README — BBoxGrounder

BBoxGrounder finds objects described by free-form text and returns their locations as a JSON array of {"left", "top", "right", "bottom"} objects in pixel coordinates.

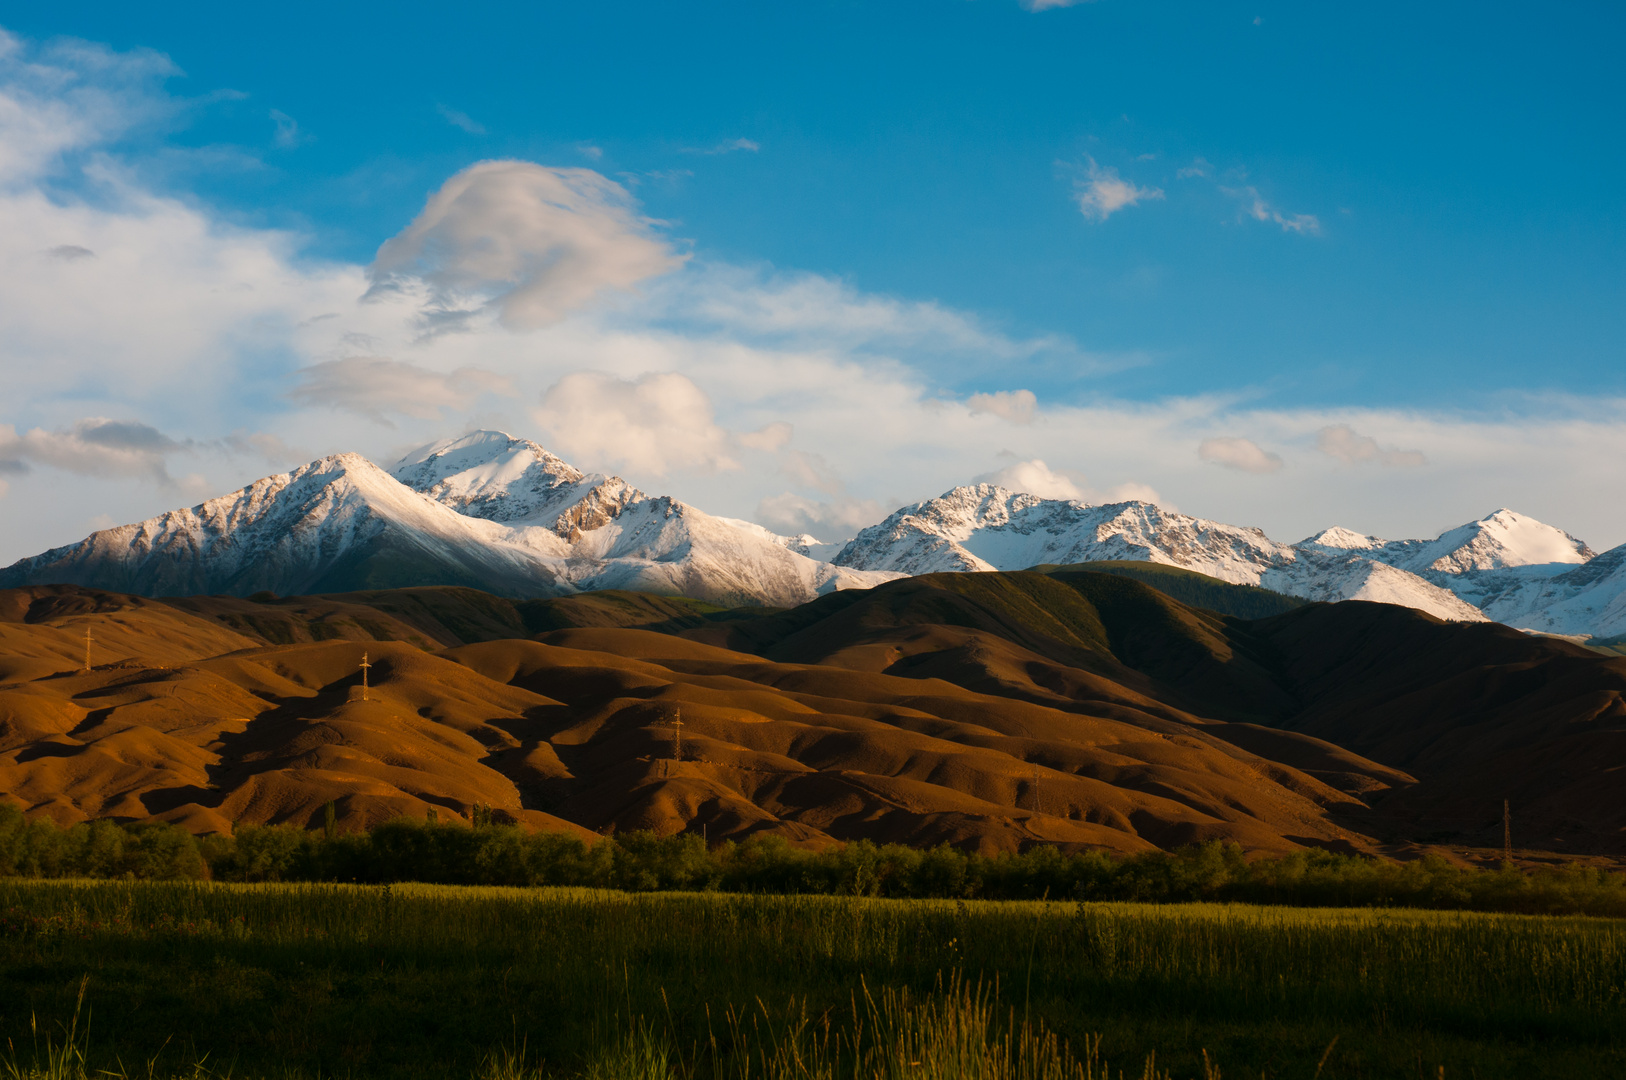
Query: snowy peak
[
  {"left": 836, "top": 485, "right": 1298, "bottom": 584},
  {"left": 834, "top": 484, "right": 1516, "bottom": 625},
  {"left": 393, "top": 430, "right": 593, "bottom": 526},
  {"left": 1416, "top": 509, "right": 1593, "bottom": 574},
  {"left": 1299, "top": 526, "right": 1383, "bottom": 552},
  {"left": 0, "top": 451, "right": 551, "bottom": 599}
]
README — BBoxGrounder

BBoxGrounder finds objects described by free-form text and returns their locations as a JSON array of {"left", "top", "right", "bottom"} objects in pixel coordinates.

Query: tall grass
[{"left": 1, "top": 881, "right": 1622, "bottom": 1077}]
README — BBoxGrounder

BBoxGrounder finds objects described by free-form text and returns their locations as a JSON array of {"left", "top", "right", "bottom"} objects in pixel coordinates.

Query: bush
[{"left": 2, "top": 799, "right": 1624, "bottom": 917}]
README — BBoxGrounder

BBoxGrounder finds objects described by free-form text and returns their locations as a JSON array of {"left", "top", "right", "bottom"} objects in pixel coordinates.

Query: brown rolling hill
[{"left": 1, "top": 572, "right": 1622, "bottom": 858}]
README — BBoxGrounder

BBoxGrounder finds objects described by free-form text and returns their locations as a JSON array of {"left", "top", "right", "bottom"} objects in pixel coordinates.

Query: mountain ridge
[{"left": 4, "top": 429, "right": 1624, "bottom": 637}]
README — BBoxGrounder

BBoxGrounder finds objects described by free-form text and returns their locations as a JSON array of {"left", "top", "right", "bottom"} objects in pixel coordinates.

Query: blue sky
[{"left": 0, "top": 1, "right": 1623, "bottom": 561}]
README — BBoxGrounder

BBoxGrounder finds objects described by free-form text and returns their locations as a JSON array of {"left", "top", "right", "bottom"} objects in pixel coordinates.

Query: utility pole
[
  {"left": 359, "top": 652, "right": 371, "bottom": 701},
  {"left": 1031, "top": 766, "right": 1042, "bottom": 816},
  {"left": 1503, "top": 799, "right": 1513, "bottom": 863},
  {"left": 671, "top": 708, "right": 683, "bottom": 762},
  {"left": 82, "top": 627, "right": 93, "bottom": 673}
]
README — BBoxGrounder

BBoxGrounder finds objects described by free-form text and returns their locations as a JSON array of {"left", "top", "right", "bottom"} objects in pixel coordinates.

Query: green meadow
[{"left": 2, "top": 880, "right": 1622, "bottom": 1080}]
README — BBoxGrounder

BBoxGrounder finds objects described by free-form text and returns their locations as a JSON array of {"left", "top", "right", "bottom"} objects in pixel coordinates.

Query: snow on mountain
[
  {"left": 832, "top": 485, "right": 1298, "bottom": 580},
  {"left": 391, "top": 432, "right": 897, "bottom": 605},
  {"left": 1299, "top": 509, "right": 1593, "bottom": 576},
  {"left": 1294, "top": 509, "right": 1607, "bottom": 630},
  {"left": 0, "top": 433, "right": 897, "bottom": 607},
  {"left": 834, "top": 484, "right": 1488, "bottom": 623},
  {"left": 1260, "top": 551, "right": 1487, "bottom": 622},
  {"left": 1468, "top": 544, "right": 1626, "bottom": 639},
  {"left": 5, "top": 432, "right": 1618, "bottom": 634},
  {"left": 0, "top": 454, "right": 560, "bottom": 598},
  {"left": 393, "top": 430, "right": 587, "bottom": 524}
]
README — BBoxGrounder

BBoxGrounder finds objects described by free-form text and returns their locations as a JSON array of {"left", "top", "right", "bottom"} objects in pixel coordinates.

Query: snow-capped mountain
[
  {"left": 829, "top": 486, "right": 1626, "bottom": 629},
  {"left": 0, "top": 433, "right": 897, "bottom": 607},
  {"left": 0, "top": 453, "right": 558, "bottom": 598},
  {"left": 5, "top": 433, "right": 1622, "bottom": 637},
  {"left": 1299, "top": 510, "right": 1594, "bottom": 575},
  {"left": 391, "top": 431, "right": 893, "bottom": 602}
]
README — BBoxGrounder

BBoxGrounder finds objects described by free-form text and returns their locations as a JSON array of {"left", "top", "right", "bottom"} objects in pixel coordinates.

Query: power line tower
[
  {"left": 359, "top": 652, "right": 372, "bottom": 702},
  {"left": 1503, "top": 799, "right": 1513, "bottom": 863},
  {"left": 671, "top": 707, "right": 684, "bottom": 762},
  {"left": 82, "top": 627, "right": 93, "bottom": 673}
]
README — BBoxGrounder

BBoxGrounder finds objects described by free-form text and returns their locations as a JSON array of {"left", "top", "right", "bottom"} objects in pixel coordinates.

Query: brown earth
[{"left": 1, "top": 573, "right": 1623, "bottom": 858}]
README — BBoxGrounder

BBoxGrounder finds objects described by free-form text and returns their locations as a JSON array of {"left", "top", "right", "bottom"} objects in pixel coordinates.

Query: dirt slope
[{"left": 3, "top": 575, "right": 1624, "bottom": 856}]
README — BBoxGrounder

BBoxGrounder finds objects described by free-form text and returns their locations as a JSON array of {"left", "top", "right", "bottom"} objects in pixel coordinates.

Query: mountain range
[
  {"left": 4, "top": 572, "right": 1623, "bottom": 857},
  {"left": 4, "top": 430, "right": 1624, "bottom": 640}
]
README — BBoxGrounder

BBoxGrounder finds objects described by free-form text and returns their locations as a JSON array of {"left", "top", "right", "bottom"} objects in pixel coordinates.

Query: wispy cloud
[
  {"left": 682, "top": 137, "right": 760, "bottom": 155},
  {"left": 269, "top": 109, "right": 309, "bottom": 148},
  {"left": 1073, "top": 159, "right": 1164, "bottom": 222},
  {"left": 287, "top": 358, "right": 513, "bottom": 425},
  {"left": 1316, "top": 424, "right": 1426, "bottom": 467},
  {"left": 1223, "top": 185, "right": 1320, "bottom": 234},
  {"left": 436, "top": 104, "right": 486, "bottom": 135},
  {"left": 1019, "top": 0, "right": 1100, "bottom": 9}
]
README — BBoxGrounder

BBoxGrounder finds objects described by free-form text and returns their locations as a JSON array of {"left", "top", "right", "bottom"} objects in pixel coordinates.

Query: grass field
[{"left": 1, "top": 881, "right": 1622, "bottom": 1079}]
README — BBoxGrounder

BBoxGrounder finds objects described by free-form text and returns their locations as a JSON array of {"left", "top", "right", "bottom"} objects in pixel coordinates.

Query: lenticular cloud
[{"left": 368, "top": 160, "right": 686, "bottom": 330}]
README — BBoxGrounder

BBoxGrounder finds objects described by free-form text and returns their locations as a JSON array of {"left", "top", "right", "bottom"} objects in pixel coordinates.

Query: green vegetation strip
[
  {"left": 5, "top": 806, "right": 1626, "bottom": 917},
  {"left": 1, "top": 880, "right": 1623, "bottom": 1079}
]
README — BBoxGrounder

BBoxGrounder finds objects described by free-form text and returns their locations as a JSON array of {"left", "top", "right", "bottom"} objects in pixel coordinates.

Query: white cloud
[
  {"left": 533, "top": 371, "right": 738, "bottom": 476},
  {"left": 668, "top": 265, "right": 1090, "bottom": 372},
  {"left": 368, "top": 160, "right": 686, "bottom": 330},
  {"left": 1198, "top": 436, "right": 1284, "bottom": 474},
  {"left": 756, "top": 493, "right": 887, "bottom": 541},
  {"left": 780, "top": 449, "right": 843, "bottom": 494},
  {"left": 971, "top": 459, "right": 1166, "bottom": 508},
  {"left": 975, "top": 459, "right": 1087, "bottom": 501},
  {"left": 0, "top": 29, "right": 180, "bottom": 185},
  {"left": 288, "top": 358, "right": 514, "bottom": 424},
  {"left": 1177, "top": 157, "right": 1214, "bottom": 179},
  {"left": 0, "top": 417, "right": 184, "bottom": 483},
  {"left": 1102, "top": 481, "right": 1166, "bottom": 506},
  {"left": 1074, "top": 159, "right": 1164, "bottom": 222},
  {"left": 1223, "top": 185, "right": 1320, "bottom": 234},
  {"left": 436, "top": 104, "right": 486, "bottom": 135},
  {"left": 966, "top": 389, "right": 1037, "bottom": 424},
  {"left": 737, "top": 421, "right": 793, "bottom": 452},
  {"left": 1020, "top": 0, "right": 1099, "bottom": 9},
  {"left": 1316, "top": 424, "right": 1427, "bottom": 467}
]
